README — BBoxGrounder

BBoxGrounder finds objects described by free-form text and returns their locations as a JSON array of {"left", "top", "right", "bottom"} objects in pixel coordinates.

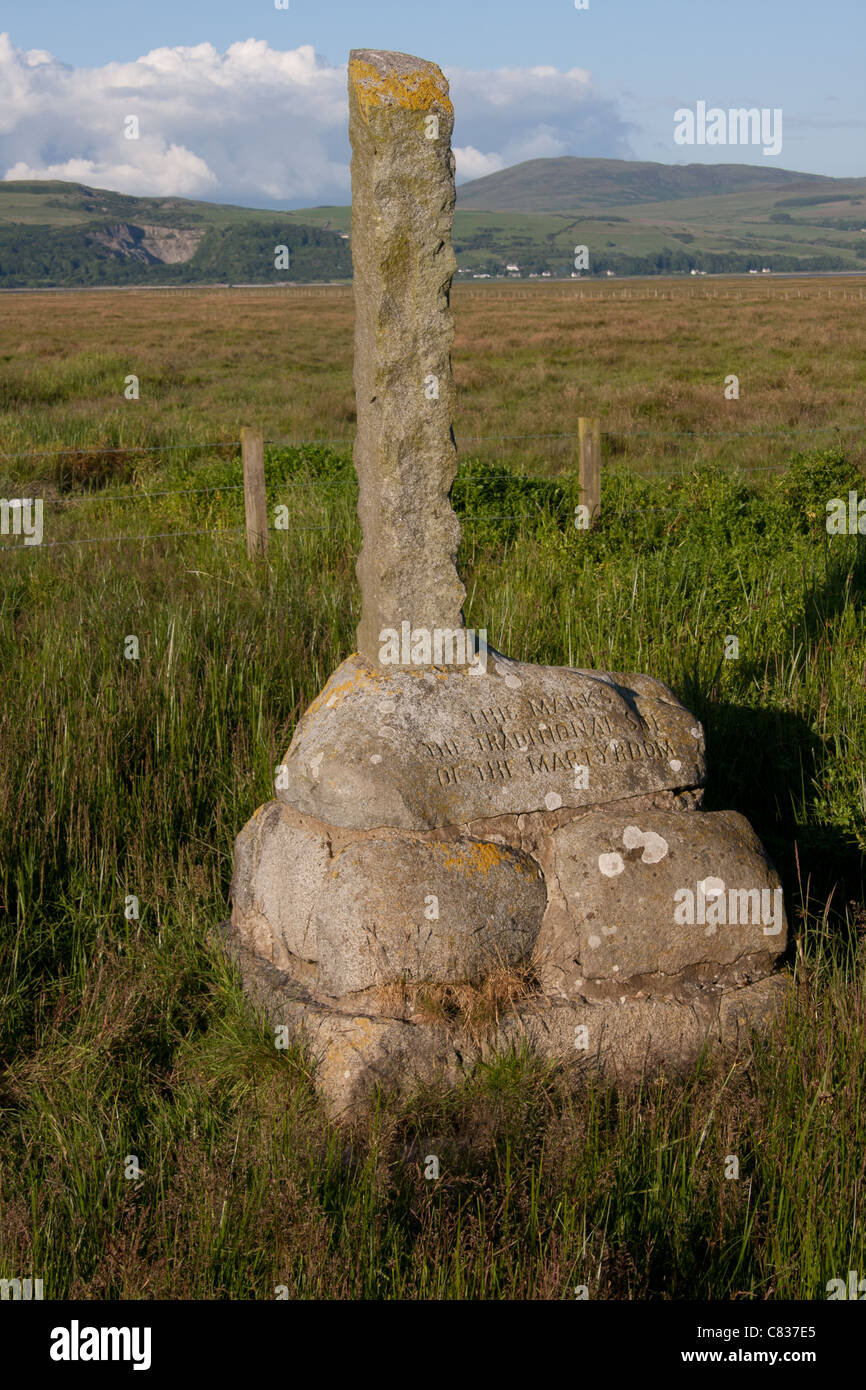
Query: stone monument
[{"left": 223, "top": 49, "right": 789, "bottom": 1115}]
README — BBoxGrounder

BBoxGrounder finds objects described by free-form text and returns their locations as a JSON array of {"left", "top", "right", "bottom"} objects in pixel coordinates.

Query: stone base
[
  {"left": 227, "top": 649, "right": 790, "bottom": 1115},
  {"left": 217, "top": 919, "right": 790, "bottom": 1117}
]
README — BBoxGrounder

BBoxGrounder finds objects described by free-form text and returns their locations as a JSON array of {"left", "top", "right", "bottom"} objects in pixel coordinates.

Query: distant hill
[
  {"left": 0, "top": 181, "right": 352, "bottom": 288},
  {"left": 446, "top": 157, "right": 866, "bottom": 278},
  {"left": 2, "top": 158, "right": 866, "bottom": 287},
  {"left": 454, "top": 157, "right": 857, "bottom": 212}
]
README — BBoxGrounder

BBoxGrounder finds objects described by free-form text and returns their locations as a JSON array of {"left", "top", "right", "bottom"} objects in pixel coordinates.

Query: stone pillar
[{"left": 348, "top": 49, "right": 466, "bottom": 669}]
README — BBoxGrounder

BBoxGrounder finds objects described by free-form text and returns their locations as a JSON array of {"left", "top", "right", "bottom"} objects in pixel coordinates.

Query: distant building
[{"left": 506, "top": 262, "right": 520, "bottom": 274}]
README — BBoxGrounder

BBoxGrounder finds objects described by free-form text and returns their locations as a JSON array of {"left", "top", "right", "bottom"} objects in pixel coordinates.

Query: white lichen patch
[
  {"left": 545, "top": 791, "right": 563, "bottom": 811},
  {"left": 308, "top": 753, "right": 324, "bottom": 780},
  {"left": 668, "top": 759, "right": 682, "bottom": 773},
  {"left": 370, "top": 754, "right": 382, "bottom": 765},
  {"left": 690, "top": 727, "right": 701, "bottom": 739},
  {"left": 587, "top": 934, "right": 601, "bottom": 949},
  {"left": 376, "top": 699, "right": 397, "bottom": 714},
  {"left": 504, "top": 673, "right": 522, "bottom": 690},
  {"left": 622, "top": 825, "right": 669, "bottom": 864},
  {"left": 639, "top": 832, "right": 669, "bottom": 864},
  {"left": 599, "top": 852, "right": 625, "bottom": 877}
]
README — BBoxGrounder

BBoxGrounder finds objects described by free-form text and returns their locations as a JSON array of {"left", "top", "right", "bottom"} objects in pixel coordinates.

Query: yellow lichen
[
  {"left": 349, "top": 57, "right": 453, "bottom": 121},
  {"left": 430, "top": 839, "right": 514, "bottom": 878},
  {"left": 299, "top": 656, "right": 390, "bottom": 724}
]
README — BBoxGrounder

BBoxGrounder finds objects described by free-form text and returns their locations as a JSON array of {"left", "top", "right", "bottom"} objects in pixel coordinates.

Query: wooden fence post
[
  {"left": 578, "top": 416, "right": 601, "bottom": 527},
  {"left": 241, "top": 427, "right": 268, "bottom": 558}
]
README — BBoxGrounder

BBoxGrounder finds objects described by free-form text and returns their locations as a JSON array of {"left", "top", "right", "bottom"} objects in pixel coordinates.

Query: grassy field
[
  {"left": 0, "top": 280, "right": 864, "bottom": 1299},
  {"left": 2, "top": 277, "right": 864, "bottom": 484}
]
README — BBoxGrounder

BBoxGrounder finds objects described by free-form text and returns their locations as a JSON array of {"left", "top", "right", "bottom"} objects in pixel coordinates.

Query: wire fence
[
  {"left": 10, "top": 281, "right": 865, "bottom": 303},
  {"left": 1, "top": 419, "right": 861, "bottom": 554}
]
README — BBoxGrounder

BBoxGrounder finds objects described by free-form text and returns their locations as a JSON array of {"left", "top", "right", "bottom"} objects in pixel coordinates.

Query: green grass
[{"left": 0, "top": 439, "right": 864, "bottom": 1298}]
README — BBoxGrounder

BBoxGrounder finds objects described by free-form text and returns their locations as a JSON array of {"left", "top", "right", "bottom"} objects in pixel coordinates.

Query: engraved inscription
[
  {"left": 418, "top": 700, "right": 684, "bottom": 793},
  {"left": 422, "top": 739, "right": 461, "bottom": 759},
  {"left": 471, "top": 759, "right": 514, "bottom": 782},
  {"left": 468, "top": 705, "right": 520, "bottom": 727}
]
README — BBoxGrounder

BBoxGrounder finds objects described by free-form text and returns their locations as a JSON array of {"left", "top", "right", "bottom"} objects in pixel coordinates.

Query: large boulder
[{"left": 275, "top": 651, "right": 706, "bottom": 830}]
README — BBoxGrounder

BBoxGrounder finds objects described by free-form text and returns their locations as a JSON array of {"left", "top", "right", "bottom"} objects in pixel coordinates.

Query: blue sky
[{"left": 2, "top": 0, "right": 864, "bottom": 206}]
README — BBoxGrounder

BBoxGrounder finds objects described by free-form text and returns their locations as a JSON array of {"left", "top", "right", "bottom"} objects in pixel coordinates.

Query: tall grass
[
  {"left": 2, "top": 279, "right": 865, "bottom": 480},
  {"left": 0, "top": 423, "right": 864, "bottom": 1296}
]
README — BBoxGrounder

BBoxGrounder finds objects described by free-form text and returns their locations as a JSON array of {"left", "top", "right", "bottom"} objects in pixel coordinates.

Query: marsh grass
[{"left": 0, "top": 285, "right": 864, "bottom": 1299}]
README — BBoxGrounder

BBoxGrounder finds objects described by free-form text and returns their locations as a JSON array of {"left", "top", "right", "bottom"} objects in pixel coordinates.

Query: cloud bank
[{"left": 0, "top": 33, "right": 633, "bottom": 205}]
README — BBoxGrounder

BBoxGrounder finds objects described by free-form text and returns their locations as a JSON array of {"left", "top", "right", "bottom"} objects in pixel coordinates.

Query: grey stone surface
[
  {"left": 349, "top": 49, "right": 465, "bottom": 667},
  {"left": 231, "top": 802, "right": 330, "bottom": 970},
  {"left": 276, "top": 650, "right": 707, "bottom": 831},
  {"left": 314, "top": 833, "right": 545, "bottom": 996},
  {"left": 535, "top": 808, "right": 787, "bottom": 996},
  {"left": 223, "top": 47, "right": 791, "bottom": 1117},
  {"left": 218, "top": 918, "right": 790, "bottom": 1117}
]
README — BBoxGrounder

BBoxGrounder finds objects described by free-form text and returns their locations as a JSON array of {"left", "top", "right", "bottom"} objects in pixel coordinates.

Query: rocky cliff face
[{"left": 84, "top": 223, "right": 205, "bottom": 264}]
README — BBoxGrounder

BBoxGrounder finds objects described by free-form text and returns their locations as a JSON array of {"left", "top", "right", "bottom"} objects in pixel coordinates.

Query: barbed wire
[
  {"left": 0, "top": 458, "right": 831, "bottom": 508},
  {"left": 5, "top": 496, "right": 855, "bottom": 555},
  {"left": 2, "top": 419, "right": 860, "bottom": 467},
  {"left": 0, "top": 526, "right": 245, "bottom": 551}
]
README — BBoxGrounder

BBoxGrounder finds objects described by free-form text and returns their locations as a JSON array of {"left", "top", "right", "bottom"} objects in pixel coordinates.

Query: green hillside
[
  {"left": 0, "top": 182, "right": 352, "bottom": 287},
  {"left": 453, "top": 156, "right": 855, "bottom": 211},
  {"left": 2, "top": 157, "right": 866, "bottom": 287}
]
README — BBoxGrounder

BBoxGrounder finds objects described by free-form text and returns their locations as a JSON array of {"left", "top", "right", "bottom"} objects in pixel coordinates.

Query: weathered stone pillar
[
  {"left": 348, "top": 49, "right": 466, "bottom": 668},
  {"left": 224, "top": 48, "right": 790, "bottom": 1119}
]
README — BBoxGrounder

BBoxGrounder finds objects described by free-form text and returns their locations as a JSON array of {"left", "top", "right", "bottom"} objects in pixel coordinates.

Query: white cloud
[
  {"left": 5, "top": 146, "right": 218, "bottom": 197},
  {"left": 448, "top": 62, "right": 631, "bottom": 172},
  {"left": 0, "top": 33, "right": 633, "bottom": 206},
  {"left": 453, "top": 146, "right": 505, "bottom": 181}
]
